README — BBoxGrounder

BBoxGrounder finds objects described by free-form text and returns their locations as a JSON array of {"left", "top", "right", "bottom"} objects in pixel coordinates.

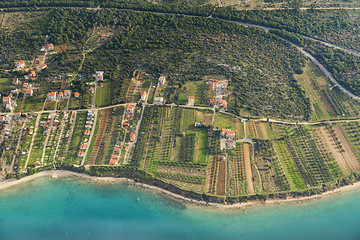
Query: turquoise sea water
[{"left": 1, "top": 177, "right": 360, "bottom": 240}]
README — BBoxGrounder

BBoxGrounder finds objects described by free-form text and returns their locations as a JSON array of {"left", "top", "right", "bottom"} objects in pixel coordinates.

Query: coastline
[{"left": 1, "top": 170, "right": 360, "bottom": 209}]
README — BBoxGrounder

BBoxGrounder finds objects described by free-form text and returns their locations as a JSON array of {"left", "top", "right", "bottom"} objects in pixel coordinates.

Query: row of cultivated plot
[
  {"left": 287, "top": 126, "right": 338, "bottom": 186},
  {"left": 142, "top": 106, "right": 163, "bottom": 172},
  {"left": 156, "top": 172, "right": 205, "bottom": 184},
  {"left": 254, "top": 140, "right": 290, "bottom": 192},
  {"left": 323, "top": 88, "right": 360, "bottom": 117},
  {"left": 274, "top": 140, "right": 306, "bottom": 189},
  {"left": 339, "top": 122, "right": 360, "bottom": 160},
  {"left": 66, "top": 111, "right": 87, "bottom": 165},
  {"left": 131, "top": 105, "right": 158, "bottom": 167},
  {"left": 207, "top": 129, "right": 221, "bottom": 155},
  {"left": 183, "top": 133, "right": 195, "bottom": 162}
]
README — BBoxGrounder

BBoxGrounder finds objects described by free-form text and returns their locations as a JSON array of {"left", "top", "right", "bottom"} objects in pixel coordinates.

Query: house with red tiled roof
[
  {"left": 12, "top": 78, "right": 19, "bottom": 85},
  {"left": 77, "top": 151, "right": 85, "bottom": 157},
  {"left": 208, "top": 99, "right": 219, "bottom": 105},
  {"left": 28, "top": 129, "right": 33, "bottom": 135},
  {"left": 113, "top": 147, "right": 121, "bottom": 152},
  {"left": 47, "top": 92, "right": 57, "bottom": 101},
  {"left": 130, "top": 132, "right": 136, "bottom": 142},
  {"left": 220, "top": 99, "right": 227, "bottom": 109},
  {"left": 41, "top": 64, "right": 47, "bottom": 70},
  {"left": 74, "top": 92, "right": 80, "bottom": 98},
  {"left": 15, "top": 61, "right": 25, "bottom": 69},
  {"left": 30, "top": 70, "right": 36, "bottom": 77},
  {"left": 23, "top": 82, "right": 29, "bottom": 88},
  {"left": 83, "top": 130, "right": 91, "bottom": 135},
  {"left": 221, "top": 129, "right": 236, "bottom": 140},
  {"left": 2, "top": 96, "right": 11, "bottom": 105},
  {"left": 141, "top": 91, "right": 147, "bottom": 102},
  {"left": 79, "top": 144, "right": 87, "bottom": 150},
  {"left": 123, "top": 122, "right": 129, "bottom": 127},
  {"left": 47, "top": 43, "right": 54, "bottom": 50},
  {"left": 64, "top": 90, "right": 71, "bottom": 99},
  {"left": 188, "top": 96, "right": 195, "bottom": 106},
  {"left": 24, "top": 89, "right": 33, "bottom": 98},
  {"left": 109, "top": 159, "right": 117, "bottom": 165},
  {"left": 58, "top": 92, "right": 64, "bottom": 100},
  {"left": 126, "top": 105, "right": 134, "bottom": 114},
  {"left": 34, "top": 161, "right": 41, "bottom": 167}
]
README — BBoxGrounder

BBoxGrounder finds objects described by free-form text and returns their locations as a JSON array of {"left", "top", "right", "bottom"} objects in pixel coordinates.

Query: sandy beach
[{"left": 1, "top": 170, "right": 360, "bottom": 209}]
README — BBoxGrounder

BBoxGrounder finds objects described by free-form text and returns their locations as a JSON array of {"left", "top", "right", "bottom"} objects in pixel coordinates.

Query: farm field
[{"left": 294, "top": 62, "right": 333, "bottom": 121}]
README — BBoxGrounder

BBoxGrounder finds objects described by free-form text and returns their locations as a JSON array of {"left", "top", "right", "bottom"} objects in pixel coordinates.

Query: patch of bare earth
[
  {"left": 88, "top": 109, "right": 110, "bottom": 165},
  {"left": 319, "top": 127, "right": 350, "bottom": 175},
  {"left": 318, "top": 91, "right": 337, "bottom": 116},
  {"left": 244, "top": 144, "right": 254, "bottom": 194},
  {"left": 216, "top": 161, "right": 226, "bottom": 195},
  {"left": 333, "top": 126, "right": 360, "bottom": 172}
]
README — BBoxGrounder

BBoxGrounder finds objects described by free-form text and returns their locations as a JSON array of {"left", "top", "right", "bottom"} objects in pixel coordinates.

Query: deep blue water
[{"left": 1, "top": 176, "right": 360, "bottom": 240}]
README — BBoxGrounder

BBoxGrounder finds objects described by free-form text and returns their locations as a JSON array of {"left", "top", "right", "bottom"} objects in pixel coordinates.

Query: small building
[
  {"left": 28, "top": 129, "right": 33, "bottom": 135},
  {"left": 126, "top": 105, "right": 134, "bottom": 115},
  {"left": 2, "top": 96, "right": 11, "bottom": 105},
  {"left": 74, "top": 92, "right": 80, "bottom": 98},
  {"left": 12, "top": 78, "right": 19, "bottom": 85},
  {"left": 24, "top": 89, "right": 33, "bottom": 98},
  {"left": 47, "top": 92, "right": 57, "bottom": 101},
  {"left": 195, "top": 122, "right": 201, "bottom": 127},
  {"left": 220, "top": 99, "right": 227, "bottom": 109},
  {"left": 79, "top": 144, "right": 87, "bottom": 150},
  {"left": 64, "top": 90, "right": 71, "bottom": 99},
  {"left": 47, "top": 43, "right": 54, "bottom": 50},
  {"left": 95, "top": 71, "right": 104, "bottom": 81},
  {"left": 15, "top": 61, "right": 25, "bottom": 69},
  {"left": 111, "top": 154, "right": 118, "bottom": 159},
  {"left": 41, "top": 64, "right": 47, "bottom": 70},
  {"left": 208, "top": 99, "right": 219, "bottom": 106},
  {"left": 221, "top": 129, "right": 236, "bottom": 140},
  {"left": 158, "top": 75, "right": 167, "bottom": 86},
  {"left": 23, "top": 82, "right": 29, "bottom": 88},
  {"left": 29, "top": 70, "right": 36, "bottom": 77},
  {"left": 188, "top": 96, "right": 195, "bottom": 106},
  {"left": 77, "top": 151, "right": 85, "bottom": 157},
  {"left": 141, "top": 91, "right": 147, "bottom": 102},
  {"left": 153, "top": 97, "right": 164, "bottom": 105},
  {"left": 83, "top": 130, "right": 91, "bottom": 135},
  {"left": 34, "top": 161, "right": 41, "bottom": 167},
  {"left": 109, "top": 159, "right": 117, "bottom": 165},
  {"left": 130, "top": 132, "right": 136, "bottom": 142},
  {"left": 58, "top": 92, "right": 64, "bottom": 100},
  {"left": 113, "top": 147, "right": 121, "bottom": 152},
  {"left": 123, "top": 122, "right": 129, "bottom": 127}
]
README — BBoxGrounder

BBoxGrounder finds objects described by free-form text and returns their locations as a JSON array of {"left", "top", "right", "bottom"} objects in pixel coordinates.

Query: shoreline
[{"left": 1, "top": 170, "right": 360, "bottom": 209}]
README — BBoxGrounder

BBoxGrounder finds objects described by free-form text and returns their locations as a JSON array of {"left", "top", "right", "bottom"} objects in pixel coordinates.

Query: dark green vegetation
[
  {"left": 3, "top": 3, "right": 360, "bottom": 203},
  {"left": 214, "top": 8, "right": 360, "bottom": 51}
]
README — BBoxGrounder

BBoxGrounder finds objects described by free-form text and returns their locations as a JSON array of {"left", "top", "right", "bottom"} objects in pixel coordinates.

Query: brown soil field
[
  {"left": 157, "top": 166, "right": 206, "bottom": 177},
  {"left": 236, "top": 119, "right": 242, "bottom": 139},
  {"left": 206, "top": 156, "right": 218, "bottom": 194},
  {"left": 318, "top": 91, "right": 337, "bottom": 116},
  {"left": 216, "top": 161, "right": 226, "bottom": 196},
  {"left": 244, "top": 143, "right": 254, "bottom": 194},
  {"left": 333, "top": 126, "right": 360, "bottom": 172},
  {"left": 142, "top": 121, "right": 154, "bottom": 170},
  {"left": 88, "top": 109, "right": 110, "bottom": 165},
  {"left": 317, "top": 77, "right": 328, "bottom": 90},
  {"left": 319, "top": 127, "right": 350, "bottom": 175},
  {"left": 196, "top": 111, "right": 213, "bottom": 126},
  {"left": 257, "top": 122, "right": 269, "bottom": 139}
]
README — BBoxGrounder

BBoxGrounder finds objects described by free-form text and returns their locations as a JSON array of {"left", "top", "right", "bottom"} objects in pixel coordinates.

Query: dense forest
[
  {"left": 0, "top": 8, "right": 311, "bottom": 119},
  {"left": 270, "top": 28, "right": 360, "bottom": 96}
]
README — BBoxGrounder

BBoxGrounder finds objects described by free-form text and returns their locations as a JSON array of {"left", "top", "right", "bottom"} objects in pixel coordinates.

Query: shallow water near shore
[{"left": 1, "top": 176, "right": 360, "bottom": 240}]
